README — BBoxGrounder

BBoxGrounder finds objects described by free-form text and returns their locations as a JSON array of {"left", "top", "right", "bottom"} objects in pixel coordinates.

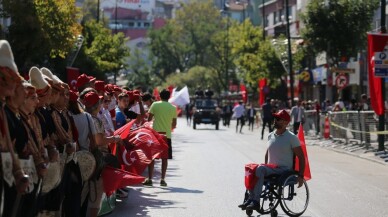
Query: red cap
[
  {"left": 69, "top": 90, "right": 79, "bottom": 102},
  {"left": 76, "top": 74, "right": 91, "bottom": 88},
  {"left": 114, "top": 85, "right": 122, "bottom": 92},
  {"left": 88, "top": 76, "right": 96, "bottom": 82},
  {"left": 105, "top": 84, "right": 114, "bottom": 94},
  {"left": 94, "top": 80, "right": 105, "bottom": 92},
  {"left": 273, "top": 110, "right": 291, "bottom": 123},
  {"left": 84, "top": 91, "right": 103, "bottom": 107}
]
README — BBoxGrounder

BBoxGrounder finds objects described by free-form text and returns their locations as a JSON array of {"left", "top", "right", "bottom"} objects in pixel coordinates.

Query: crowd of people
[
  {"left": 0, "top": 40, "right": 177, "bottom": 217},
  {"left": 216, "top": 94, "right": 372, "bottom": 136}
]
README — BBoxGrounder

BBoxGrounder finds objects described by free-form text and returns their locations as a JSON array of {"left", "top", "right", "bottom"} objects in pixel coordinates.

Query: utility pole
[
  {"left": 115, "top": 0, "right": 118, "bottom": 34},
  {"left": 378, "top": 0, "right": 386, "bottom": 151},
  {"left": 262, "top": 0, "right": 265, "bottom": 39},
  {"left": 285, "top": 0, "right": 294, "bottom": 105},
  {"left": 97, "top": 0, "right": 100, "bottom": 22}
]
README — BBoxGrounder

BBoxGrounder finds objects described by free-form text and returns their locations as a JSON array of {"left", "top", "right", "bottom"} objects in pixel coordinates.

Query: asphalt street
[{"left": 109, "top": 117, "right": 388, "bottom": 217}]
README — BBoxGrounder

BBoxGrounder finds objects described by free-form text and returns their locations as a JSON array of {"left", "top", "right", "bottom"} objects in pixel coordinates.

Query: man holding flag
[{"left": 240, "top": 110, "right": 306, "bottom": 211}]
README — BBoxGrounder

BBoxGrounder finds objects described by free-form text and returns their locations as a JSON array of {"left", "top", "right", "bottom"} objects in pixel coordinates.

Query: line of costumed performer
[{"left": 0, "top": 39, "right": 165, "bottom": 217}]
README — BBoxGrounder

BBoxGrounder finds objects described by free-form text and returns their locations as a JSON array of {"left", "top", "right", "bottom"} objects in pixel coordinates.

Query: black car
[{"left": 192, "top": 98, "right": 221, "bottom": 130}]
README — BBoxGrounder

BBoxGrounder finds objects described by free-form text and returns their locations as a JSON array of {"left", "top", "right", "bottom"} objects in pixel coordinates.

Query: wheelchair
[{"left": 241, "top": 171, "right": 309, "bottom": 217}]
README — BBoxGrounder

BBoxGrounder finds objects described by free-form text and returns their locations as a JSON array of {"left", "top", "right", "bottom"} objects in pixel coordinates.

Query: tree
[
  {"left": 229, "top": 20, "right": 286, "bottom": 87},
  {"left": 1, "top": 0, "right": 81, "bottom": 73},
  {"left": 126, "top": 48, "right": 156, "bottom": 89},
  {"left": 74, "top": 20, "right": 130, "bottom": 79},
  {"left": 148, "top": 0, "right": 225, "bottom": 83},
  {"left": 301, "top": 0, "right": 379, "bottom": 62},
  {"left": 162, "top": 66, "right": 223, "bottom": 95}
]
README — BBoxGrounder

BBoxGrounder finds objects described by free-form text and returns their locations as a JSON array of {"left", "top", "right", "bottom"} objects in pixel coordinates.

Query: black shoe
[
  {"left": 238, "top": 199, "right": 252, "bottom": 210},
  {"left": 246, "top": 200, "right": 260, "bottom": 210}
]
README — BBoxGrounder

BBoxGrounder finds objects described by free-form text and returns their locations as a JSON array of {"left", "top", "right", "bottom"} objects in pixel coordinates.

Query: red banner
[
  {"left": 258, "top": 79, "right": 267, "bottom": 106},
  {"left": 66, "top": 67, "right": 80, "bottom": 92},
  {"left": 367, "top": 33, "right": 388, "bottom": 115},
  {"left": 295, "top": 124, "right": 311, "bottom": 181},
  {"left": 240, "top": 84, "right": 247, "bottom": 103}
]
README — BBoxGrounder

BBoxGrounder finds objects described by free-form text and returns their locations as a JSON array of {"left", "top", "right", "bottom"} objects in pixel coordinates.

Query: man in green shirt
[{"left": 143, "top": 89, "right": 177, "bottom": 187}]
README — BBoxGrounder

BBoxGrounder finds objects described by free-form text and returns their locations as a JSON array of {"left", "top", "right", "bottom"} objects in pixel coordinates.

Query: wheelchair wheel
[
  {"left": 258, "top": 184, "right": 280, "bottom": 214},
  {"left": 245, "top": 209, "right": 253, "bottom": 216},
  {"left": 279, "top": 175, "right": 309, "bottom": 217}
]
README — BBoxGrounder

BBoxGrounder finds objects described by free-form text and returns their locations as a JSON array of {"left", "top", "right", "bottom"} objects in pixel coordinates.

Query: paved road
[{"left": 109, "top": 118, "right": 388, "bottom": 217}]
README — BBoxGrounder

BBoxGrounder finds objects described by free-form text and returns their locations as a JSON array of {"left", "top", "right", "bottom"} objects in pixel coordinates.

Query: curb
[{"left": 305, "top": 138, "right": 388, "bottom": 166}]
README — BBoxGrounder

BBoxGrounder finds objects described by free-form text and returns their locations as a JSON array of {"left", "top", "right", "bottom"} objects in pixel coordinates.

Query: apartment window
[
  {"left": 128, "top": 22, "right": 134, "bottom": 27},
  {"left": 144, "top": 22, "right": 150, "bottom": 28},
  {"left": 274, "top": 11, "right": 278, "bottom": 24}
]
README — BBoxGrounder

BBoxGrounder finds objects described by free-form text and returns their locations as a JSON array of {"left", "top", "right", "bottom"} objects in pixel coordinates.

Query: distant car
[{"left": 192, "top": 98, "right": 221, "bottom": 130}]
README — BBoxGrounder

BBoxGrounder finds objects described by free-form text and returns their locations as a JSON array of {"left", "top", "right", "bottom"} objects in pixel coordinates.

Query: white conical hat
[
  {"left": 52, "top": 75, "right": 63, "bottom": 84},
  {"left": 29, "top": 67, "right": 49, "bottom": 90},
  {"left": 0, "top": 40, "right": 18, "bottom": 73},
  {"left": 41, "top": 67, "right": 56, "bottom": 83}
]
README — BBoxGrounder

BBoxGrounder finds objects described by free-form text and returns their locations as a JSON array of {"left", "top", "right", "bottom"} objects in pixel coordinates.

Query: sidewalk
[{"left": 305, "top": 134, "right": 388, "bottom": 165}]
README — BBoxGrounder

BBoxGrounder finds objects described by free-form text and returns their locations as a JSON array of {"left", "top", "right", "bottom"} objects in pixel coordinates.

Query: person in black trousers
[
  {"left": 261, "top": 98, "right": 273, "bottom": 140},
  {"left": 247, "top": 103, "right": 256, "bottom": 131}
]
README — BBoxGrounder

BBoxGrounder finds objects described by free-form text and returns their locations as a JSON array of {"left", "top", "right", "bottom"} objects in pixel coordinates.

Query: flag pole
[{"left": 378, "top": 0, "right": 386, "bottom": 152}]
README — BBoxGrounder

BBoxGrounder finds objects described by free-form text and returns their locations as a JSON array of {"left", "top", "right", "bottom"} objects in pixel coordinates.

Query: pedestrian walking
[
  {"left": 143, "top": 89, "right": 177, "bottom": 187},
  {"left": 246, "top": 103, "right": 256, "bottom": 131},
  {"left": 290, "top": 98, "right": 305, "bottom": 135},
  {"left": 233, "top": 101, "right": 245, "bottom": 133},
  {"left": 261, "top": 98, "right": 273, "bottom": 140}
]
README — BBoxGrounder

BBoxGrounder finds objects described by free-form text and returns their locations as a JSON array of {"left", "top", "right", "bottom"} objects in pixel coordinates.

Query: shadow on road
[{"left": 112, "top": 186, "right": 203, "bottom": 217}]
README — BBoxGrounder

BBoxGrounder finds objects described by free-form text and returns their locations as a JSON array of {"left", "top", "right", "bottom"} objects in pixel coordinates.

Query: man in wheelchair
[{"left": 239, "top": 110, "right": 305, "bottom": 211}]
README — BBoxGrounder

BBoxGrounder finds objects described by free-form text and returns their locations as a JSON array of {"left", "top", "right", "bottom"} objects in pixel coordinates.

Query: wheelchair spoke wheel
[
  {"left": 259, "top": 188, "right": 280, "bottom": 214},
  {"left": 279, "top": 175, "right": 309, "bottom": 217}
]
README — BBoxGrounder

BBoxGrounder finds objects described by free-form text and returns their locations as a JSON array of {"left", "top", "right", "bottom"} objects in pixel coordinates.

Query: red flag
[
  {"left": 126, "top": 127, "right": 168, "bottom": 159},
  {"left": 117, "top": 145, "right": 151, "bottom": 174},
  {"left": 153, "top": 88, "right": 161, "bottom": 101},
  {"left": 240, "top": 84, "right": 247, "bottom": 103},
  {"left": 295, "top": 124, "right": 311, "bottom": 181},
  {"left": 66, "top": 67, "right": 80, "bottom": 92},
  {"left": 367, "top": 33, "right": 388, "bottom": 115},
  {"left": 101, "top": 166, "right": 145, "bottom": 196},
  {"left": 244, "top": 163, "right": 277, "bottom": 190},
  {"left": 258, "top": 79, "right": 267, "bottom": 106},
  {"left": 167, "top": 85, "right": 174, "bottom": 99},
  {"left": 114, "top": 120, "right": 136, "bottom": 139}
]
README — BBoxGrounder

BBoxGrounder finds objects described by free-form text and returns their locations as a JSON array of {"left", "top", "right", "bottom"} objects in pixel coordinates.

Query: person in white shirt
[
  {"left": 290, "top": 99, "right": 305, "bottom": 134},
  {"left": 233, "top": 101, "right": 246, "bottom": 133}
]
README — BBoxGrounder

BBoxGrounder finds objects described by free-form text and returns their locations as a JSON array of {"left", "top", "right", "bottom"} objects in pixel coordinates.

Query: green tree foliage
[
  {"left": 148, "top": 0, "right": 224, "bottom": 82},
  {"left": 301, "top": 0, "right": 379, "bottom": 61},
  {"left": 162, "top": 66, "right": 222, "bottom": 94},
  {"left": 229, "top": 20, "right": 285, "bottom": 87},
  {"left": 126, "top": 48, "right": 156, "bottom": 89},
  {"left": 1, "top": 0, "right": 81, "bottom": 72},
  {"left": 74, "top": 20, "right": 130, "bottom": 79}
]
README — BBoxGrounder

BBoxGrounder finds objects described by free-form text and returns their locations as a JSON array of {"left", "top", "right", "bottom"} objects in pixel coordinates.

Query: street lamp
[
  {"left": 285, "top": 0, "right": 295, "bottom": 105},
  {"left": 220, "top": 1, "right": 230, "bottom": 94}
]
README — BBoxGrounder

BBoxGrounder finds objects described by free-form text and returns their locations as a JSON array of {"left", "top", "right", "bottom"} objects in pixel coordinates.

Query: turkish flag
[
  {"left": 117, "top": 145, "right": 151, "bottom": 174},
  {"left": 101, "top": 166, "right": 145, "bottom": 196},
  {"left": 240, "top": 84, "right": 247, "bottom": 103},
  {"left": 66, "top": 67, "right": 80, "bottom": 92},
  {"left": 295, "top": 124, "right": 311, "bottom": 181},
  {"left": 114, "top": 120, "right": 136, "bottom": 139},
  {"left": 126, "top": 127, "right": 168, "bottom": 159},
  {"left": 244, "top": 163, "right": 277, "bottom": 190},
  {"left": 367, "top": 33, "right": 388, "bottom": 115}
]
